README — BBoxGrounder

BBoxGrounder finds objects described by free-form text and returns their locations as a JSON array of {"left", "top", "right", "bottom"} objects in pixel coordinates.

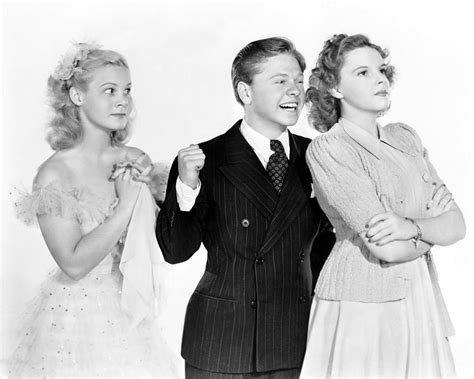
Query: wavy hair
[
  {"left": 306, "top": 34, "right": 395, "bottom": 132},
  {"left": 46, "top": 43, "right": 131, "bottom": 150}
]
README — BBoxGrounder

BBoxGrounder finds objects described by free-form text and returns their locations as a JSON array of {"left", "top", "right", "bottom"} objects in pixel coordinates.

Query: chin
[{"left": 282, "top": 114, "right": 300, "bottom": 126}]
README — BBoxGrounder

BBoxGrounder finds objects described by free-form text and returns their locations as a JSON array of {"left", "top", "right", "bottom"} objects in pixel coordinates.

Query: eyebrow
[
  {"left": 352, "top": 63, "right": 387, "bottom": 73},
  {"left": 352, "top": 66, "right": 368, "bottom": 73},
  {"left": 269, "top": 73, "right": 303, "bottom": 79},
  {"left": 99, "top": 82, "right": 132, "bottom": 87}
]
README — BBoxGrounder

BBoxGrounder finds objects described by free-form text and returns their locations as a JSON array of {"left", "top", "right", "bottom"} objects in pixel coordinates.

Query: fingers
[
  {"left": 366, "top": 212, "right": 391, "bottom": 228},
  {"left": 110, "top": 161, "right": 154, "bottom": 183},
  {"left": 109, "top": 166, "right": 127, "bottom": 180},
  {"left": 427, "top": 184, "right": 448, "bottom": 209},
  {"left": 132, "top": 174, "right": 151, "bottom": 184},
  {"left": 367, "top": 226, "right": 392, "bottom": 243},
  {"left": 432, "top": 183, "right": 446, "bottom": 201},
  {"left": 178, "top": 144, "right": 205, "bottom": 188},
  {"left": 178, "top": 145, "right": 205, "bottom": 169},
  {"left": 443, "top": 198, "right": 455, "bottom": 211},
  {"left": 140, "top": 163, "right": 154, "bottom": 176},
  {"left": 437, "top": 191, "right": 453, "bottom": 210},
  {"left": 365, "top": 220, "right": 387, "bottom": 238},
  {"left": 373, "top": 234, "right": 396, "bottom": 246}
]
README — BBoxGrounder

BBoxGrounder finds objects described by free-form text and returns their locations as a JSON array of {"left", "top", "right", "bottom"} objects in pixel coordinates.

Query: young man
[{"left": 156, "top": 37, "right": 335, "bottom": 378}]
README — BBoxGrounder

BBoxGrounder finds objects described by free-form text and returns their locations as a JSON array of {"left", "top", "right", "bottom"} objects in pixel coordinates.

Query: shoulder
[
  {"left": 383, "top": 122, "right": 424, "bottom": 154},
  {"left": 307, "top": 127, "right": 360, "bottom": 163},
  {"left": 34, "top": 152, "right": 72, "bottom": 189},
  {"left": 290, "top": 132, "right": 312, "bottom": 150},
  {"left": 197, "top": 131, "right": 227, "bottom": 152}
]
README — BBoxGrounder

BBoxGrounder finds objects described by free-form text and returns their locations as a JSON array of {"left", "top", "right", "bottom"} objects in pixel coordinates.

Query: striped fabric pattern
[{"left": 156, "top": 120, "right": 334, "bottom": 374}]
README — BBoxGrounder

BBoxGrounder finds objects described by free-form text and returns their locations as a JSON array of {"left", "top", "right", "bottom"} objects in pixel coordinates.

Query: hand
[
  {"left": 177, "top": 144, "right": 205, "bottom": 189},
  {"left": 427, "top": 183, "right": 454, "bottom": 217},
  {"left": 365, "top": 195, "right": 416, "bottom": 246},
  {"left": 114, "top": 169, "right": 142, "bottom": 211},
  {"left": 109, "top": 161, "right": 152, "bottom": 183}
]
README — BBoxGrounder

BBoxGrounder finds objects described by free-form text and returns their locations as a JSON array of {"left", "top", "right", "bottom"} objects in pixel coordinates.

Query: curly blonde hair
[
  {"left": 46, "top": 43, "right": 131, "bottom": 150},
  {"left": 307, "top": 34, "right": 396, "bottom": 132}
]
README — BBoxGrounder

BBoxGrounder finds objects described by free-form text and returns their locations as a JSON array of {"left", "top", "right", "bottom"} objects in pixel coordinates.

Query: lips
[{"left": 375, "top": 90, "right": 389, "bottom": 96}]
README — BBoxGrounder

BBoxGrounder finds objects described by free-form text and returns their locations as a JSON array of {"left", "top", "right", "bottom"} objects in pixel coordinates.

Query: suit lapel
[
  {"left": 218, "top": 122, "right": 279, "bottom": 220},
  {"left": 257, "top": 132, "right": 310, "bottom": 256}
]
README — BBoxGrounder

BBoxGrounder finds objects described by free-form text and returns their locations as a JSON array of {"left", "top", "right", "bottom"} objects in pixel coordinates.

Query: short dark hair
[
  {"left": 306, "top": 34, "right": 396, "bottom": 132},
  {"left": 231, "top": 37, "right": 306, "bottom": 105}
]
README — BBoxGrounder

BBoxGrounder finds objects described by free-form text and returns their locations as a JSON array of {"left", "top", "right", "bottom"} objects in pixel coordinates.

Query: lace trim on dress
[{"left": 14, "top": 181, "right": 117, "bottom": 226}]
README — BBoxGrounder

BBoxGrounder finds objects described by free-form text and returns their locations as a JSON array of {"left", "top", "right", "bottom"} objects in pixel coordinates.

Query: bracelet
[{"left": 405, "top": 217, "right": 422, "bottom": 248}]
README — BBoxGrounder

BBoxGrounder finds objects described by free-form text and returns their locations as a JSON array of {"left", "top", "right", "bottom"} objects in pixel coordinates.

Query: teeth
[{"left": 280, "top": 103, "right": 297, "bottom": 109}]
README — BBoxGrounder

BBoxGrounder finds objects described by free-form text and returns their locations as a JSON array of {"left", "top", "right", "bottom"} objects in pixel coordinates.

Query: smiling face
[
  {"left": 77, "top": 65, "right": 132, "bottom": 132},
  {"left": 335, "top": 47, "right": 391, "bottom": 118},
  {"left": 242, "top": 53, "right": 305, "bottom": 135}
]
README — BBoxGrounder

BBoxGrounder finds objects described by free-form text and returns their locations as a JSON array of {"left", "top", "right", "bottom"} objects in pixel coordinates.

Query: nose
[
  {"left": 287, "top": 80, "right": 302, "bottom": 96},
  {"left": 376, "top": 72, "right": 388, "bottom": 85},
  {"left": 116, "top": 94, "right": 130, "bottom": 108}
]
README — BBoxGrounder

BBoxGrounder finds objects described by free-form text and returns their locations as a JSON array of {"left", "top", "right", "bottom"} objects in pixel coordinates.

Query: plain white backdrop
[{"left": 1, "top": 0, "right": 473, "bottom": 377}]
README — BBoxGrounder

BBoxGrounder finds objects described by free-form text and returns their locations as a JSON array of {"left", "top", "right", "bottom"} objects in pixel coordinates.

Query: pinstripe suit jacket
[{"left": 156, "top": 120, "right": 334, "bottom": 374}]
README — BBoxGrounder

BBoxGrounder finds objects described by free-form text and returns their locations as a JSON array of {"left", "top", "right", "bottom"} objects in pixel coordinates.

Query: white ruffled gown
[{"left": 7, "top": 180, "right": 179, "bottom": 378}]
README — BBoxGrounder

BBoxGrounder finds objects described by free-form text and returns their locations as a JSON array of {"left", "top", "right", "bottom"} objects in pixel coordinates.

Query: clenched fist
[{"left": 178, "top": 144, "right": 205, "bottom": 189}]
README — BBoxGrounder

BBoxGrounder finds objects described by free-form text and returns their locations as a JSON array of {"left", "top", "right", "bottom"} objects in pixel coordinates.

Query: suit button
[
  {"left": 241, "top": 218, "right": 250, "bottom": 228},
  {"left": 299, "top": 295, "right": 307, "bottom": 303},
  {"left": 250, "top": 300, "right": 256, "bottom": 308},
  {"left": 255, "top": 257, "right": 264, "bottom": 265},
  {"left": 299, "top": 253, "right": 305, "bottom": 263},
  {"left": 422, "top": 173, "right": 430, "bottom": 182}
]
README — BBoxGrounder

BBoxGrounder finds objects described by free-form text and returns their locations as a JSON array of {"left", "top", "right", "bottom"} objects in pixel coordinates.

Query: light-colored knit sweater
[{"left": 307, "top": 119, "right": 444, "bottom": 302}]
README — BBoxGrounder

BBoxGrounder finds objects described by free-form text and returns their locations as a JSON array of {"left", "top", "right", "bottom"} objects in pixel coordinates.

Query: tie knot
[{"left": 270, "top": 139, "right": 285, "bottom": 155}]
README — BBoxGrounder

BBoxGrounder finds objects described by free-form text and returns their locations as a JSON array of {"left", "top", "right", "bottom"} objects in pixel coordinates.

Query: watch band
[{"left": 405, "top": 217, "right": 422, "bottom": 248}]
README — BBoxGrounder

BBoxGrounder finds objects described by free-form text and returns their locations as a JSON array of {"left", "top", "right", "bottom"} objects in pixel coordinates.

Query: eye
[
  {"left": 357, "top": 70, "right": 368, "bottom": 77},
  {"left": 276, "top": 80, "right": 286, "bottom": 84},
  {"left": 380, "top": 67, "right": 387, "bottom": 75},
  {"left": 124, "top": 88, "right": 131, "bottom": 95},
  {"left": 104, "top": 88, "right": 115, "bottom": 95}
]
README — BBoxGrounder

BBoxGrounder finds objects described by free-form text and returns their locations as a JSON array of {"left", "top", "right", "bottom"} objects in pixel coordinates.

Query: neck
[
  {"left": 76, "top": 119, "right": 113, "bottom": 157},
  {"left": 341, "top": 109, "right": 379, "bottom": 138},
  {"left": 244, "top": 114, "right": 287, "bottom": 139}
]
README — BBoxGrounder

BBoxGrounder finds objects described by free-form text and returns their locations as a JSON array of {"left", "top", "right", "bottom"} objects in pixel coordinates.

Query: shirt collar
[
  {"left": 339, "top": 118, "right": 409, "bottom": 159},
  {"left": 240, "top": 118, "right": 290, "bottom": 160}
]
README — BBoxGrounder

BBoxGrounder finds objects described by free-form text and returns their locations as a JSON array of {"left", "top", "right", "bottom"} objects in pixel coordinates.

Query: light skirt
[
  {"left": 6, "top": 258, "right": 179, "bottom": 378},
  {"left": 301, "top": 257, "right": 455, "bottom": 378}
]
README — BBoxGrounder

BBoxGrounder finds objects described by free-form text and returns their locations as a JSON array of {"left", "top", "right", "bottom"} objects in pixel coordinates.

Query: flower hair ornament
[{"left": 53, "top": 41, "right": 102, "bottom": 81}]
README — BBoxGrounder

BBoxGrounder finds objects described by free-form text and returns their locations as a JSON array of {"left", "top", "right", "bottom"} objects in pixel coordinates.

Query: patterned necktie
[{"left": 266, "top": 139, "right": 288, "bottom": 193}]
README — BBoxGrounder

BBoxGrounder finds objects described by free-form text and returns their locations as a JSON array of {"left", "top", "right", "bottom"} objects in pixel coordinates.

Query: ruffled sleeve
[
  {"left": 306, "top": 134, "right": 385, "bottom": 233},
  {"left": 14, "top": 182, "right": 79, "bottom": 226}
]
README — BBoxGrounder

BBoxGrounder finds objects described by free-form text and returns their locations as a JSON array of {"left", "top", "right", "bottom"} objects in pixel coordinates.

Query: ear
[
  {"left": 329, "top": 88, "right": 344, "bottom": 99},
  {"left": 69, "top": 86, "right": 84, "bottom": 106},
  {"left": 237, "top": 82, "right": 252, "bottom": 105}
]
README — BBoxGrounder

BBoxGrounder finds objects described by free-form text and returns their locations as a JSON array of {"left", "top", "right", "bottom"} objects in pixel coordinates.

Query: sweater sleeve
[{"left": 306, "top": 134, "right": 385, "bottom": 234}]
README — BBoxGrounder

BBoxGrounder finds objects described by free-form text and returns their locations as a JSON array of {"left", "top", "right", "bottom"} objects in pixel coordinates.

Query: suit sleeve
[
  {"left": 309, "top": 197, "right": 335, "bottom": 291},
  {"left": 156, "top": 157, "right": 209, "bottom": 263}
]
